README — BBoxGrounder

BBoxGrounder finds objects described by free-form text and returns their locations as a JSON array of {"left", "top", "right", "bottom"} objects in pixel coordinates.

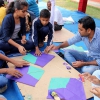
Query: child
[
  {"left": 0, "top": 0, "right": 34, "bottom": 55},
  {"left": 32, "top": 9, "right": 53, "bottom": 56},
  {"left": 82, "top": 71, "right": 100, "bottom": 100},
  {"left": 0, "top": 50, "right": 29, "bottom": 94},
  {"left": 0, "top": 0, "right": 6, "bottom": 26}
]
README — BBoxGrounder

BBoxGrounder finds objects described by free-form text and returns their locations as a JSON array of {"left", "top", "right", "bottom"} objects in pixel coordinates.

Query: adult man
[
  {"left": 52, "top": 16, "right": 100, "bottom": 74},
  {"left": 47, "top": 0, "right": 64, "bottom": 31}
]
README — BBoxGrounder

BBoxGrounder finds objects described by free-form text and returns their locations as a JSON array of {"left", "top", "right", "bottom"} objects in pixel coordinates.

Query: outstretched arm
[
  {"left": 82, "top": 73, "right": 100, "bottom": 85},
  {"left": 0, "top": 53, "right": 29, "bottom": 67},
  {"left": 0, "top": 68, "right": 22, "bottom": 78},
  {"left": 72, "top": 60, "right": 98, "bottom": 68},
  {"left": 52, "top": 41, "right": 69, "bottom": 50}
]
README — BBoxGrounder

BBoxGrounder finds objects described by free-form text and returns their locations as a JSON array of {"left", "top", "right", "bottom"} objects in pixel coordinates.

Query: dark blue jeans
[
  {"left": 0, "top": 50, "right": 8, "bottom": 88},
  {"left": 38, "top": 26, "right": 50, "bottom": 43},
  {"left": 64, "top": 49, "right": 99, "bottom": 74},
  {"left": 0, "top": 50, "right": 5, "bottom": 68},
  {"left": 0, "top": 38, "right": 34, "bottom": 53}
]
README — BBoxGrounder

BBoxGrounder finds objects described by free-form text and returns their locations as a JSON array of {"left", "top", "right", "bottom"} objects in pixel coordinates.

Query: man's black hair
[
  {"left": 40, "top": 9, "right": 50, "bottom": 18},
  {"left": 6, "top": 0, "right": 28, "bottom": 14},
  {"left": 78, "top": 16, "right": 95, "bottom": 31}
]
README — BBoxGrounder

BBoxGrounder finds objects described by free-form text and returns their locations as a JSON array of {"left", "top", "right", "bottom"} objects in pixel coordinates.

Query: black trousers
[
  {"left": 54, "top": 24, "right": 63, "bottom": 31},
  {"left": 0, "top": 38, "right": 34, "bottom": 53}
]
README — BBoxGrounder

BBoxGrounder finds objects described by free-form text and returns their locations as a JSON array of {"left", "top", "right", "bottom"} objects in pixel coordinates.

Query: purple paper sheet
[
  {"left": 53, "top": 50, "right": 59, "bottom": 53},
  {"left": 48, "top": 88, "right": 83, "bottom": 100},
  {"left": 47, "top": 78, "right": 86, "bottom": 100},
  {"left": 31, "top": 52, "right": 55, "bottom": 67},
  {"left": 6, "top": 66, "right": 38, "bottom": 86}
]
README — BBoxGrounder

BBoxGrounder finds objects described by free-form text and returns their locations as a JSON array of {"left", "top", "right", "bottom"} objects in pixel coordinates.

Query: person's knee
[
  {"left": 64, "top": 49, "right": 71, "bottom": 54},
  {"left": 41, "top": 26, "right": 49, "bottom": 34},
  {"left": 64, "top": 49, "right": 73, "bottom": 57},
  {"left": 0, "top": 76, "right": 8, "bottom": 87},
  {"left": 26, "top": 40, "right": 34, "bottom": 50},
  {"left": 81, "top": 66, "right": 98, "bottom": 74},
  {"left": 92, "top": 70, "right": 100, "bottom": 79}
]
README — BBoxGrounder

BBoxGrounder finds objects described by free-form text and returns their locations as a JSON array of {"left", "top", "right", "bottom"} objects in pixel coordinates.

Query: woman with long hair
[{"left": 0, "top": 0, "right": 34, "bottom": 55}]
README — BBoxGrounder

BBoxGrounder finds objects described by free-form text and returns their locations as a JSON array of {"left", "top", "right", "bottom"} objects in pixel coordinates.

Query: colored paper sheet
[
  {"left": 65, "top": 78, "right": 86, "bottom": 100},
  {"left": 28, "top": 66, "right": 44, "bottom": 73},
  {"left": 47, "top": 78, "right": 86, "bottom": 100},
  {"left": 53, "top": 50, "right": 59, "bottom": 53},
  {"left": 48, "top": 88, "right": 83, "bottom": 100},
  {"left": 23, "top": 52, "right": 55, "bottom": 67},
  {"left": 6, "top": 66, "right": 44, "bottom": 86},
  {"left": 49, "top": 78, "right": 70, "bottom": 90},
  {"left": 29, "top": 71, "right": 44, "bottom": 80},
  {"left": 7, "top": 73, "right": 38, "bottom": 86},
  {"left": 27, "top": 66, "right": 44, "bottom": 80},
  {"left": 23, "top": 53, "right": 37, "bottom": 64},
  {"left": 30, "top": 52, "right": 55, "bottom": 67}
]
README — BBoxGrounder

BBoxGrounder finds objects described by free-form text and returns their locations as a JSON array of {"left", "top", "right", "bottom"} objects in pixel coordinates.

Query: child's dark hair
[
  {"left": 40, "top": 9, "right": 50, "bottom": 18},
  {"left": 0, "top": 0, "right": 4, "bottom": 7},
  {"left": 78, "top": 16, "right": 95, "bottom": 31},
  {"left": 6, "top": 0, "right": 28, "bottom": 14}
]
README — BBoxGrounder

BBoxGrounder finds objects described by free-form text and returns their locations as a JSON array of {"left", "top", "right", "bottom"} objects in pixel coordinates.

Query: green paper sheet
[
  {"left": 28, "top": 66, "right": 44, "bottom": 73},
  {"left": 23, "top": 53, "right": 37, "bottom": 64},
  {"left": 29, "top": 71, "right": 44, "bottom": 80},
  {"left": 63, "top": 45, "right": 85, "bottom": 52},
  {"left": 27, "top": 66, "right": 44, "bottom": 80},
  {"left": 49, "top": 78, "right": 70, "bottom": 90}
]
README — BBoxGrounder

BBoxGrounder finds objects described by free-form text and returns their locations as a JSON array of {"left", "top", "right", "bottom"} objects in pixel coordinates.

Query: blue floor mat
[
  {"left": 1, "top": 80, "right": 24, "bottom": 100},
  {"left": 38, "top": 1, "right": 100, "bottom": 27},
  {"left": 63, "top": 23, "right": 78, "bottom": 34}
]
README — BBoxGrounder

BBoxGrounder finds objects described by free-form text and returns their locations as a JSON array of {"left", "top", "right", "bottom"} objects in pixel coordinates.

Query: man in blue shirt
[
  {"left": 51, "top": 16, "right": 100, "bottom": 74},
  {"left": 32, "top": 9, "right": 53, "bottom": 56}
]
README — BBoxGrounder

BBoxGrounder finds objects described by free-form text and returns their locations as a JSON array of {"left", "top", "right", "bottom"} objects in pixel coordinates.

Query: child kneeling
[{"left": 32, "top": 9, "right": 53, "bottom": 56}]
